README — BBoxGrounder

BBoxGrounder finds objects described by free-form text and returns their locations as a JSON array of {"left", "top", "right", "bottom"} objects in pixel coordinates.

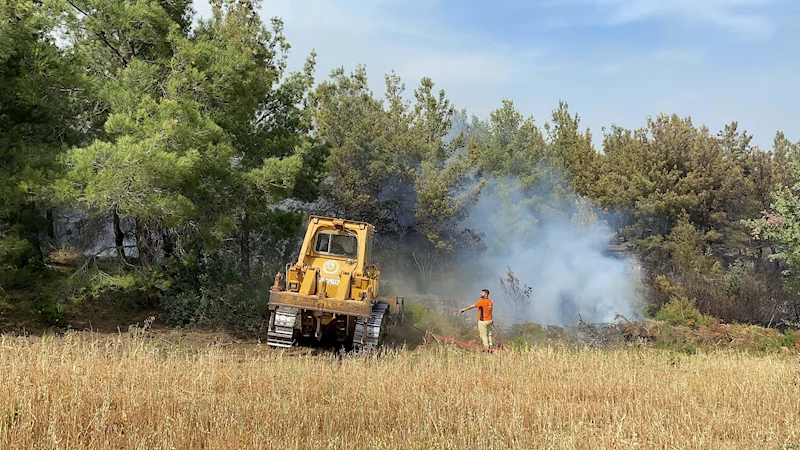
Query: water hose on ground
[{"left": 406, "top": 321, "right": 506, "bottom": 352}]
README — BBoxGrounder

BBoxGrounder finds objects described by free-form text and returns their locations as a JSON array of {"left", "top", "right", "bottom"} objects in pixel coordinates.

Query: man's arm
[{"left": 460, "top": 304, "right": 477, "bottom": 314}]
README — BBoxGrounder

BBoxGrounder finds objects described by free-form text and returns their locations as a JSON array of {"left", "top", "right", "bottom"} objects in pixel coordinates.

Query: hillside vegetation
[{"left": 2, "top": 0, "right": 800, "bottom": 334}]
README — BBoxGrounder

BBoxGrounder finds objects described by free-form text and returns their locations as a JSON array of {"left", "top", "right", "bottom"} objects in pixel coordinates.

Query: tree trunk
[
  {"left": 240, "top": 211, "right": 250, "bottom": 282},
  {"left": 135, "top": 218, "right": 153, "bottom": 270},
  {"left": 162, "top": 228, "right": 174, "bottom": 259},
  {"left": 113, "top": 207, "right": 125, "bottom": 259},
  {"left": 46, "top": 209, "right": 55, "bottom": 239},
  {"left": 18, "top": 203, "right": 44, "bottom": 269},
  {"left": 22, "top": 230, "right": 44, "bottom": 269}
]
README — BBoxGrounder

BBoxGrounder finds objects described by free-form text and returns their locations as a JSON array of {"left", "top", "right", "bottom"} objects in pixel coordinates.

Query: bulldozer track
[
  {"left": 267, "top": 306, "right": 298, "bottom": 348},
  {"left": 353, "top": 300, "right": 389, "bottom": 351},
  {"left": 268, "top": 302, "right": 392, "bottom": 352}
]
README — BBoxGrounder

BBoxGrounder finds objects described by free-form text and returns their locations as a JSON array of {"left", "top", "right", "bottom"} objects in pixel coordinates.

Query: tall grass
[{"left": 1, "top": 332, "right": 798, "bottom": 449}]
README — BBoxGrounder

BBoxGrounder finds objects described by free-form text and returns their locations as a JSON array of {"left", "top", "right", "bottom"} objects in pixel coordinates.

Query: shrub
[
  {"left": 160, "top": 285, "right": 269, "bottom": 337},
  {"left": 400, "top": 296, "right": 474, "bottom": 342},
  {"left": 31, "top": 296, "right": 64, "bottom": 326},
  {"left": 654, "top": 296, "right": 716, "bottom": 328},
  {"left": 781, "top": 328, "right": 799, "bottom": 348},
  {"left": 509, "top": 322, "right": 547, "bottom": 345},
  {"left": 404, "top": 303, "right": 430, "bottom": 325}
]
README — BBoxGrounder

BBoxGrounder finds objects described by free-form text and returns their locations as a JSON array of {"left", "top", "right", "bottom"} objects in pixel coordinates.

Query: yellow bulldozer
[{"left": 267, "top": 215, "right": 404, "bottom": 351}]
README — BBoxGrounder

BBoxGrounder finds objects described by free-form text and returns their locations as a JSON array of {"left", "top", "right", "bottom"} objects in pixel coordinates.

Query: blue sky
[{"left": 193, "top": 0, "right": 800, "bottom": 149}]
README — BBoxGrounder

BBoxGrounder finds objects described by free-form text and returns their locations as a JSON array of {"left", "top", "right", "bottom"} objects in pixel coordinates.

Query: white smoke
[{"left": 457, "top": 174, "right": 646, "bottom": 328}]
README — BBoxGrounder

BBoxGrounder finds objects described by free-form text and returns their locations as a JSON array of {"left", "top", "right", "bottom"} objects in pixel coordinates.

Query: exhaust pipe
[{"left": 315, "top": 312, "right": 322, "bottom": 341}]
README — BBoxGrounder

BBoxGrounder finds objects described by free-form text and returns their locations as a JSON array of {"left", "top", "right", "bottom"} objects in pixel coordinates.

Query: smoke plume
[{"left": 456, "top": 173, "right": 646, "bottom": 328}]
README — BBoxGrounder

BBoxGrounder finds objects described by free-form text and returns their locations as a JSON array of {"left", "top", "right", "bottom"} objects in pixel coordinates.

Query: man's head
[{"left": 481, "top": 289, "right": 489, "bottom": 298}]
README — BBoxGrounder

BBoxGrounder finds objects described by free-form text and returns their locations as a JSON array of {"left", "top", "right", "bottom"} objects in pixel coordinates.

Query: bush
[
  {"left": 160, "top": 285, "right": 270, "bottom": 336},
  {"left": 782, "top": 328, "right": 799, "bottom": 348},
  {"left": 650, "top": 324, "right": 702, "bottom": 354},
  {"left": 404, "top": 303, "right": 430, "bottom": 325},
  {"left": 646, "top": 259, "right": 799, "bottom": 328},
  {"left": 31, "top": 296, "right": 64, "bottom": 326},
  {"left": 157, "top": 250, "right": 272, "bottom": 335},
  {"left": 0, "top": 267, "right": 39, "bottom": 290},
  {"left": 400, "top": 296, "right": 475, "bottom": 342},
  {"left": 509, "top": 322, "right": 547, "bottom": 346},
  {"left": 654, "top": 296, "right": 716, "bottom": 328},
  {"left": 508, "top": 336, "right": 533, "bottom": 351}
]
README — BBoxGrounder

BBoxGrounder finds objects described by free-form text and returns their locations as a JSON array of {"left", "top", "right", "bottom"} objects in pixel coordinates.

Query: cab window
[{"left": 314, "top": 232, "right": 357, "bottom": 258}]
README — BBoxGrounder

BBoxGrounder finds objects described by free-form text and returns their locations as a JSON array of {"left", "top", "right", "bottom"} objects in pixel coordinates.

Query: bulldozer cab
[{"left": 284, "top": 216, "right": 379, "bottom": 300}]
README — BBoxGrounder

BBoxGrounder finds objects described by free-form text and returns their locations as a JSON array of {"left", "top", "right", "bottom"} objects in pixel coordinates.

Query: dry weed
[{"left": 0, "top": 332, "right": 798, "bottom": 449}]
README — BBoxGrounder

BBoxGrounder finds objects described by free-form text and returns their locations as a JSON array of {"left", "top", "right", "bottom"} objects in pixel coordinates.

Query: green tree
[
  {"left": 471, "top": 99, "right": 546, "bottom": 185},
  {"left": 56, "top": 0, "right": 196, "bottom": 259},
  {"left": 57, "top": 0, "right": 222, "bottom": 268},
  {"left": 190, "top": 3, "right": 317, "bottom": 281},
  {"left": 596, "top": 115, "right": 738, "bottom": 256},
  {"left": 407, "top": 77, "right": 484, "bottom": 282},
  {"left": 0, "top": 0, "right": 84, "bottom": 275},
  {"left": 474, "top": 99, "right": 524, "bottom": 177},
  {"left": 55, "top": 0, "right": 309, "bottom": 301},
  {"left": 595, "top": 116, "right": 798, "bottom": 324},
  {"left": 748, "top": 151, "right": 800, "bottom": 297},
  {"left": 464, "top": 100, "right": 595, "bottom": 250},
  {"left": 542, "top": 101, "right": 598, "bottom": 199},
  {"left": 310, "top": 65, "right": 398, "bottom": 226}
]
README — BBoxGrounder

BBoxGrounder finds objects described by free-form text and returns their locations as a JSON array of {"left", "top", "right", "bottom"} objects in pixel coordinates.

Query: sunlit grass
[{"left": 0, "top": 332, "right": 798, "bottom": 449}]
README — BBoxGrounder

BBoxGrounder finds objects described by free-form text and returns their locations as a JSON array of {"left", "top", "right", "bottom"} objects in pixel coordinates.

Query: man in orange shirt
[{"left": 460, "top": 289, "right": 494, "bottom": 350}]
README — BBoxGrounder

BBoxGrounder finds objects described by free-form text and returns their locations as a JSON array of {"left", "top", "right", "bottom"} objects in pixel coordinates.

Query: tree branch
[
  {"left": 254, "top": 110, "right": 274, "bottom": 127},
  {"left": 64, "top": 0, "right": 129, "bottom": 66},
  {"left": 64, "top": 0, "right": 87, "bottom": 16},
  {"left": 99, "top": 31, "right": 127, "bottom": 66}
]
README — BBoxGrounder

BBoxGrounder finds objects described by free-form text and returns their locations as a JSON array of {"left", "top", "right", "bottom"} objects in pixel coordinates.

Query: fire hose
[{"left": 406, "top": 321, "right": 507, "bottom": 352}]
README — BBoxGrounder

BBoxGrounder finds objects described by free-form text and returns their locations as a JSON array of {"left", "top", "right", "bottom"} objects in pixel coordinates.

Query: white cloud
[
  {"left": 524, "top": 0, "right": 783, "bottom": 41},
  {"left": 193, "top": 0, "right": 546, "bottom": 95},
  {"left": 613, "top": 0, "right": 775, "bottom": 40}
]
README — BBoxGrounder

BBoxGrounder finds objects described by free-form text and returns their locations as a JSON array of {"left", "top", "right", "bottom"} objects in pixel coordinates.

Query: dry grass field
[{"left": 0, "top": 331, "right": 799, "bottom": 450}]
